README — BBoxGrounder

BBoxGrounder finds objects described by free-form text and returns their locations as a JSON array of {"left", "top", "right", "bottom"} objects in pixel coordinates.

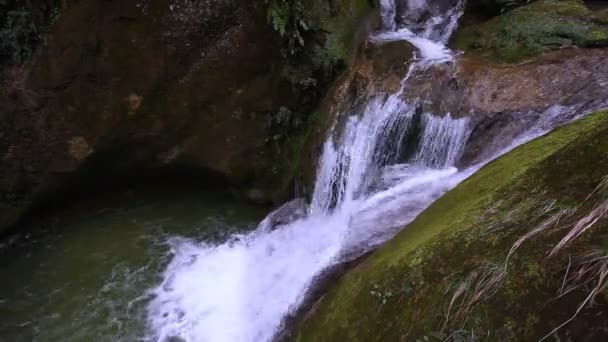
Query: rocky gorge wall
[{"left": 0, "top": 0, "right": 375, "bottom": 233}]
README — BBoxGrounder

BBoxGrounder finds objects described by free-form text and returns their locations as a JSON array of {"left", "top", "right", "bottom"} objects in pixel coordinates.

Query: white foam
[
  {"left": 147, "top": 212, "right": 350, "bottom": 342},
  {"left": 372, "top": 28, "right": 454, "bottom": 66}
]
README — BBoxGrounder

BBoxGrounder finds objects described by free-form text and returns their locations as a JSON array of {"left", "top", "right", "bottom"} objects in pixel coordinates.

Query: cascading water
[{"left": 145, "top": 1, "right": 591, "bottom": 341}]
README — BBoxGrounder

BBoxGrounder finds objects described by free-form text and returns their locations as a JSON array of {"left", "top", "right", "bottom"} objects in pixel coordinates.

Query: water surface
[{"left": 0, "top": 185, "right": 266, "bottom": 342}]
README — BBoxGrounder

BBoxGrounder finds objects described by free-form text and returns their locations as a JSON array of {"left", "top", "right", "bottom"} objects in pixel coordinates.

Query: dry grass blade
[
  {"left": 550, "top": 176, "right": 608, "bottom": 256},
  {"left": 483, "top": 200, "right": 545, "bottom": 235},
  {"left": 557, "top": 251, "right": 608, "bottom": 299},
  {"left": 550, "top": 199, "right": 608, "bottom": 256},
  {"left": 539, "top": 251, "right": 608, "bottom": 341},
  {"left": 581, "top": 175, "right": 608, "bottom": 204},
  {"left": 506, "top": 207, "right": 572, "bottom": 267},
  {"left": 443, "top": 263, "right": 506, "bottom": 332}
]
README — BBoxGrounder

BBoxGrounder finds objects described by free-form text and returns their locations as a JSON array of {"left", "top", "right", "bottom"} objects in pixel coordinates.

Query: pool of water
[{"left": 0, "top": 185, "right": 267, "bottom": 342}]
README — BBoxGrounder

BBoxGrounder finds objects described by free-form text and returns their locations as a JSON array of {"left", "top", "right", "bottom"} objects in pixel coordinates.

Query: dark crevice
[
  {"left": 585, "top": 0, "right": 608, "bottom": 10},
  {"left": 1, "top": 148, "right": 236, "bottom": 240}
]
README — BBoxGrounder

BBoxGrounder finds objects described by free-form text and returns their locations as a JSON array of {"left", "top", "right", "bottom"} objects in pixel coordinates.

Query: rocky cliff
[{"left": 0, "top": 0, "right": 374, "bottom": 232}]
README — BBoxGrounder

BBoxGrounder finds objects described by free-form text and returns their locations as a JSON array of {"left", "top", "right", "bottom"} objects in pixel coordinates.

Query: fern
[{"left": 264, "top": 0, "right": 310, "bottom": 54}]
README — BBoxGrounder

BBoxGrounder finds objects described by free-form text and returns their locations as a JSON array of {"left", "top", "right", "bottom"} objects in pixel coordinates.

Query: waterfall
[
  {"left": 380, "top": 0, "right": 397, "bottom": 31},
  {"left": 379, "top": 0, "right": 464, "bottom": 43},
  {"left": 310, "top": 95, "right": 417, "bottom": 214},
  {"left": 413, "top": 113, "right": 471, "bottom": 168},
  {"left": 144, "top": 1, "right": 587, "bottom": 341}
]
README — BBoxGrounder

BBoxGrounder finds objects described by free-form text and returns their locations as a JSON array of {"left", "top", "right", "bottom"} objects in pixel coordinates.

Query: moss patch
[
  {"left": 452, "top": 0, "right": 608, "bottom": 63},
  {"left": 294, "top": 110, "right": 608, "bottom": 341}
]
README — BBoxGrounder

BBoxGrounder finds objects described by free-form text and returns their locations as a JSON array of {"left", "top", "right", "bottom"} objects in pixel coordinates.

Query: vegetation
[
  {"left": 452, "top": 0, "right": 608, "bottom": 63},
  {"left": 264, "top": 0, "right": 310, "bottom": 54},
  {"left": 253, "top": 0, "right": 373, "bottom": 200},
  {"left": 294, "top": 110, "right": 608, "bottom": 341},
  {"left": 0, "top": 0, "right": 61, "bottom": 65},
  {"left": 465, "top": 0, "right": 535, "bottom": 19}
]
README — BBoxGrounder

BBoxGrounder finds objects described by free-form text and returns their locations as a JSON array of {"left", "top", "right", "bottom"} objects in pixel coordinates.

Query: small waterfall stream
[{"left": 146, "top": 1, "right": 592, "bottom": 341}]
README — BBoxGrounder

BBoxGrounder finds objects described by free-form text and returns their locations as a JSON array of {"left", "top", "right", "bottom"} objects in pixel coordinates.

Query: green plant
[
  {"left": 0, "top": 0, "right": 62, "bottom": 65},
  {"left": 500, "top": 0, "right": 532, "bottom": 13},
  {"left": 453, "top": 0, "right": 608, "bottom": 63},
  {"left": 0, "top": 9, "right": 39, "bottom": 64},
  {"left": 264, "top": 0, "right": 310, "bottom": 54},
  {"left": 369, "top": 284, "right": 395, "bottom": 307}
]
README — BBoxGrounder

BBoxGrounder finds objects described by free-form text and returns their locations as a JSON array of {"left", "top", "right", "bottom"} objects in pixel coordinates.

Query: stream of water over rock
[
  {"left": 144, "top": 1, "right": 594, "bottom": 341},
  {"left": 0, "top": 1, "right": 602, "bottom": 341}
]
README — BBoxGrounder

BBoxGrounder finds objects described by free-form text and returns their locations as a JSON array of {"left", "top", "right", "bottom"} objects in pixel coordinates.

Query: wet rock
[
  {"left": 453, "top": 0, "right": 608, "bottom": 63},
  {"left": 395, "top": 47, "right": 608, "bottom": 166},
  {"left": 0, "top": 0, "right": 375, "bottom": 232},
  {"left": 165, "top": 336, "right": 186, "bottom": 342},
  {"left": 125, "top": 93, "right": 143, "bottom": 115},
  {"left": 258, "top": 198, "right": 309, "bottom": 231},
  {"left": 321, "top": 39, "right": 415, "bottom": 119},
  {"left": 67, "top": 136, "right": 93, "bottom": 161},
  {"left": 246, "top": 188, "right": 269, "bottom": 204}
]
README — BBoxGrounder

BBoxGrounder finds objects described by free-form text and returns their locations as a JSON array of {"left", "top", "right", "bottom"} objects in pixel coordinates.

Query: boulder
[
  {"left": 0, "top": 0, "right": 375, "bottom": 233},
  {"left": 257, "top": 198, "right": 309, "bottom": 232},
  {"left": 452, "top": 0, "right": 608, "bottom": 63}
]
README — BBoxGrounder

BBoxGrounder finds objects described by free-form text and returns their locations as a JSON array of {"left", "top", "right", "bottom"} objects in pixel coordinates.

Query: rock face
[
  {"left": 401, "top": 47, "right": 608, "bottom": 164},
  {"left": 318, "top": 40, "right": 608, "bottom": 168},
  {"left": 299, "top": 17, "right": 608, "bottom": 186},
  {"left": 258, "top": 198, "right": 309, "bottom": 232},
  {"left": 453, "top": 0, "right": 608, "bottom": 63},
  {"left": 294, "top": 109, "right": 608, "bottom": 341},
  {"left": 0, "top": 0, "right": 374, "bottom": 232},
  {"left": 323, "top": 39, "right": 415, "bottom": 118}
]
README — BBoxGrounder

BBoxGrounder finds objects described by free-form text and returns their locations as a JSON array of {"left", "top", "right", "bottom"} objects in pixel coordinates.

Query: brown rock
[{"left": 0, "top": 0, "right": 354, "bottom": 231}]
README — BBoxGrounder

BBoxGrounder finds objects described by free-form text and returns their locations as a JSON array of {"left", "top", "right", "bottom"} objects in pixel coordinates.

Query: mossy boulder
[
  {"left": 294, "top": 109, "right": 608, "bottom": 341},
  {"left": 452, "top": 0, "right": 608, "bottom": 63},
  {"left": 461, "top": 0, "right": 532, "bottom": 24}
]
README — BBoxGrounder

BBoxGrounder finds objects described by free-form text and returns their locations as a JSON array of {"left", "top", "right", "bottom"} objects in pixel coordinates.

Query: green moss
[
  {"left": 452, "top": 0, "right": 608, "bottom": 63},
  {"left": 594, "top": 8, "right": 608, "bottom": 25},
  {"left": 252, "top": 0, "right": 373, "bottom": 201},
  {"left": 269, "top": 113, "right": 318, "bottom": 201},
  {"left": 306, "top": 0, "right": 372, "bottom": 66},
  {"left": 294, "top": 110, "right": 608, "bottom": 341},
  {"left": 584, "top": 29, "right": 608, "bottom": 46},
  {"left": 462, "top": 0, "right": 535, "bottom": 23}
]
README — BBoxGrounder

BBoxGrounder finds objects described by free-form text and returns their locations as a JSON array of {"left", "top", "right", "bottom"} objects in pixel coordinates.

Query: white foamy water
[
  {"left": 147, "top": 212, "right": 350, "bottom": 342},
  {"left": 144, "top": 1, "right": 590, "bottom": 341},
  {"left": 372, "top": 27, "right": 455, "bottom": 66}
]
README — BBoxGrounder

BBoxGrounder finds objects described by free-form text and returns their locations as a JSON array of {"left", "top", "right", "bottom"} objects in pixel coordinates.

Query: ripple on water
[{"left": 0, "top": 186, "right": 265, "bottom": 342}]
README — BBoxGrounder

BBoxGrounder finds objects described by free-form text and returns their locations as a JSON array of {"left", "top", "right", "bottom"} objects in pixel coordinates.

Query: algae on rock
[
  {"left": 294, "top": 109, "right": 608, "bottom": 341},
  {"left": 452, "top": 0, "right": 608, "bottom": 63}
]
